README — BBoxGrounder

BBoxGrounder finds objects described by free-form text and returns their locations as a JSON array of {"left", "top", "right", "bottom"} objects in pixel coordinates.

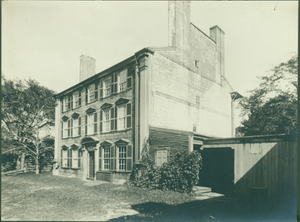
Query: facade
[{"left": 53, "top": 1, "right": 238, "bottom": 182}]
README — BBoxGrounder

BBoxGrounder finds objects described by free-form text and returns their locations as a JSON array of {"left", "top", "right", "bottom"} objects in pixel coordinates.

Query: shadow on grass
[{"left": 109, "top": 194, "right": 296, "bottom": 222}]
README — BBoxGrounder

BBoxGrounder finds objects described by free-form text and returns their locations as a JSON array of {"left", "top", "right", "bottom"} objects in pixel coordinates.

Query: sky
[{"left": 2, "top": 1, "right": 298, "bottom": 97}]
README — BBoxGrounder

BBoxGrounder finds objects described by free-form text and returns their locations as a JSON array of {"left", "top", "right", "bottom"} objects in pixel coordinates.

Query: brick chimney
[
  {"left": 210, "top": 26, "right": 225, "bottom": 77},
  {"left": 168, "top": 1, "right": 190, "bottom": 51},
  {"left": 80, "top": 55, "right": 96, "bottom": 82}
]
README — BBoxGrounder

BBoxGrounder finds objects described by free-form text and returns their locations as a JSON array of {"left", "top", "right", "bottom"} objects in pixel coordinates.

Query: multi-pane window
[
  {"left": 119, "top": 146, "right": 126, "bottom": 171},
  {"left": 103, "top": 148, "right": 110, "bottom": 170},
  {"left": 62, "top": 121, "right": 68, "bottom": 139},
  {"left": 86, "top": 114, "right": 94, "bottom": 135},
  {"left": 61, "top": 149, "right": 72, "bottom": 167},
  {"left": 118, "top": 105, "right": 126, "bottom": 130},
  {"left": 157, "top": 150, "right": 168, "bottom": 167},
  {"left": 104, "top": 77, "right": 112, "bottom": 97},
  {"left": 73, "top": 117, "right": 81, "bottom": 137},
  {"left": 119, "top": 70, "right": 127, "bottom": 92},
  {"left": 103, "top": 110, "right": 110, "bottom": 132},
  {"left": 68, "top": 95, "right": 73, "bottom": 110},
  {"left": 72, "top": 149, "right": 82, "bottom": 168},
  {"left": 74, "top": 91, "right": 82, "bottom": 108}
]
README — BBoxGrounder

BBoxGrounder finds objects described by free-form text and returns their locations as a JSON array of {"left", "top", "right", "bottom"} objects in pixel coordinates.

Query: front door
[{"left": 88, "top": 151, "right": 95, "bottom": 178}]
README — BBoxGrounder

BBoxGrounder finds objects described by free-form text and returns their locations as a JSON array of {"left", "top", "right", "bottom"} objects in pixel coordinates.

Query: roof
[{"left": 54, "top": 47, "right": 155, "bottom": 99}]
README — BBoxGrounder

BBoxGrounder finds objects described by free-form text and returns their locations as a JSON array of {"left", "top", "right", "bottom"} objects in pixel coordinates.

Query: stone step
[{"left": 193, "top": 186, "right": 212, "bottom": 193}]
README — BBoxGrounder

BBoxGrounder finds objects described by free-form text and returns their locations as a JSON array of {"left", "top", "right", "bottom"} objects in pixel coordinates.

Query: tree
[
  {"left": 238, "top": 56, "right": 297, "bottom": 136},
  {"left": 1, "top": 77, "right": 56, "bottom": 174}
]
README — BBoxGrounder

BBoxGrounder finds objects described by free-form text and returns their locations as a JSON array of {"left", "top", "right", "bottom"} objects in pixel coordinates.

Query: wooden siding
[
  {"left": 203, "top": 139, "right": 297, "bottom": 197},
  {"left": 149, "top": 127, "right": 190, "bottom": 162}
]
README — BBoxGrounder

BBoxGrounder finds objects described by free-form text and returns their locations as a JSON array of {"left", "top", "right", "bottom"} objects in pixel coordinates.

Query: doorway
[
  {"left": 88, "top": 151, "right": 95, "bottom": 179},
  {"left": 199, "top": 147, "right": 234, "bottom": 195}
]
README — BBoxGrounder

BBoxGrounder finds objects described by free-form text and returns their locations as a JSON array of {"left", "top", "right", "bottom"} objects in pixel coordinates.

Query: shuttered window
[
  {"left": 118, "top": 145, "right": 133, "bottom": 171},
  {"left": 127, "top": 66, "right": 134, "bottom": 89},
  {"left": 110, "top": 107, "right": 117, "bottom": 131},
  {"left": 111, "top": 73, "right": 118, "bottom": 94},
  {"left": 99, "top": 111, "right": 103, "bottom": 133},
  {"left": 119, "top": 69, "right": 127, "bottom": 92}
]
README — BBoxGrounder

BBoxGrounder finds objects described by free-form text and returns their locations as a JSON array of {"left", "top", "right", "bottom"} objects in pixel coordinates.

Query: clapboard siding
[
  {"left": 149, "top": 127, "right": 190, "bottom": 161},
  {"left": 203, "top": 138, "right": 297, "bottom": 197}
]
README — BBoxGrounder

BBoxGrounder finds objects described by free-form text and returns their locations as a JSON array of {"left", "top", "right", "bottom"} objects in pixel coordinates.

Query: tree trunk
[
  {"left": 35, "top": 156, "right": 39, "bottom": 174},
  {"left": 21, "top": 153, "right": 25, "bottom": 170}
]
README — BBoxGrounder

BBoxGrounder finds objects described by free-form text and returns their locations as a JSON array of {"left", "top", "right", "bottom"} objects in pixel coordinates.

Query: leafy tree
[
  {"left": 238, "top": 56, "right": 297, "bottom": 136},
  {"left": 1, "top": 77, "right": 56, "bottom": 174}
]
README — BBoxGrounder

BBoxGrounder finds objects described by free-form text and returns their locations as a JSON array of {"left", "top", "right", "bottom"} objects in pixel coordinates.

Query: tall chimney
[
  {"left": 210, "top": 26, "right": 225, "bottom": 77},
  {"left": 168, "top": 1, "right": 190, "bottom": 51},
  {"left": 80, "top": 55, "right": 96, "bottom": 82}
]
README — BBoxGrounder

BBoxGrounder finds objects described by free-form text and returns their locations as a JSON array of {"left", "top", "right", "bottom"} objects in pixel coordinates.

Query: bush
[{"left": 130, "top": 150, "right": 202, "bottom": 193}]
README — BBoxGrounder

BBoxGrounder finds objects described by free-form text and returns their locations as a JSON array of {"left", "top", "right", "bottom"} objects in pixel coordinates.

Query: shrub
[{"left": 130, "top": 150, "right": 202, "bottom": 193}]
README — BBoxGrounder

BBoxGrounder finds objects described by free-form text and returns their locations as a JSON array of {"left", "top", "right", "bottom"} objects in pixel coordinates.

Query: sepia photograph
[{"left": 2, "top": 1, "right": 298, "bottom": 221}]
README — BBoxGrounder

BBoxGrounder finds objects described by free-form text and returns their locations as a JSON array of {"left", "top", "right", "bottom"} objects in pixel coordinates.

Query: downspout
[{"left": 134, "top": 54, "right": 140, "bottom": 161}]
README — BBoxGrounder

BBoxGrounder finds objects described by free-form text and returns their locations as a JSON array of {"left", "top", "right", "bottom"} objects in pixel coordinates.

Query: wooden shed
[{"left": 200, "top": 134, "right": 297, "bottom": 197}]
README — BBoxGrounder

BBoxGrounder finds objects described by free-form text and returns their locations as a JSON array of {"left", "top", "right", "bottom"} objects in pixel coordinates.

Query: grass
[{"left": 1, "top": 172, "right": 194, "bottom": 221}]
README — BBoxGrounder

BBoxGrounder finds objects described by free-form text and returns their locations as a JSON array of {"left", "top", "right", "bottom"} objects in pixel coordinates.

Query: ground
[{"left": 1, "top": 172, "right": 296, "bottom": 221}]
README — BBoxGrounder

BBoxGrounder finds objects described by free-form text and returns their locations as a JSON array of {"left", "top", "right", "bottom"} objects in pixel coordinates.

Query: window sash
[{"left": 118, "top": 146, "right": 126, "bottom": 171}]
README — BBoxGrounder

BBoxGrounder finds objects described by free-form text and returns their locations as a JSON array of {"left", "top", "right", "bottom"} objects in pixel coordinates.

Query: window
[
  {"left": 61, "top": 120, "right": 69, "bottom": 139},
  {"left": 119, "top": 70, "right": 127, "bottom": 92},
  {"left": 127, "top": 66, "right": 134, "bottom": 89},
  {"left": 61, "top": 149, "right": 72, "bottom": 168},
  {"left": 72, "top": 149, "right": 82, "bottom": 168},
  {"left": 103, "top": 109, "right": 110, "bottom": 132},
  {"left": 95, "top": 83, "right": 98, "bottom": 100},
  {"left": 118, "top": 105, "right": 126, "bottom": 130},
  {"left": 74, "top": 91, "right": 82, "bottom": 108},
  {"left": 103, "top": 148, "right": 110, "bottom": 170},
  {"left": 111, "top": 73, "right": 118, "bottom": 94},
  {"left": 104, "top": 77, "right": 112, "bottom": 97},
  {"left": 117, "top": 103, "right": 131, "bottom": 130},
  {"left": 156, "top": 150, "right": 168, "bottom": 167},
  {"left": 85, "top": 113, "right": 96, "bottom": 135},
  {"left": 118, "top": 146, "right": 126, "bottom": 171},
  {"left": 73, "top": 117, "right": 81, "bottom": 137}
]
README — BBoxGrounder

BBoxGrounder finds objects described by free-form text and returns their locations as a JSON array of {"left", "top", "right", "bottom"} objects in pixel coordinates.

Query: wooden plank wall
[
  {"left": 234, "top": 140, "right": 297, "bottom": 197},
  {"left": 149, "top": 127, "right": 190, "bottom": 161}
]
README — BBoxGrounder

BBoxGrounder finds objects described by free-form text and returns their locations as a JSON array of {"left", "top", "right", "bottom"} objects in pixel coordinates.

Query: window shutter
[
  {"left": 110, "top": 146, "right": 116, "bottom": 171},
  {"left": 94, "top": 112, "right": 97, "bottom": 133},
  {"left": 95, "top": 83, "right": 98, "bottom": 100},
  {"left": 68, "top": 120, "right": 70, "bottom": 137},
  {"left": 99, "top": 148, "right": 102, "bottom": 170},
  {"left": 99, "top": 81, "right": 103, "bottom": 99},
  {"left": 61, "top": 149, "right": 63, "bottom": 166},
  {"left": 126, "top": 145, "right": 133, "bottom": 171},
  {"left": 79, "top": 90, "right": 81, "bottom": 106},
  {"left": 126, "top": 103, "right": 132, "bottom": 128},
  {"left": 67, "top": 149, "right": 70, "bottom": 167},
  {"left": 127, "top": 77, "right": 132, "bottom": 89},
  {"left": 61, "top": 121, "right": 63, "bottom": 138},
  {"left": 61, "top": 99, "right": 63, "bottom": 113},
  {"left": 71, "top": 119, "right": 73, "bottom": 137},
  {"left": 69, "top": 149, "right": 72, "bottom": 168},
  {"left": 115, "top": 108, "right": 118, "bottom": 130},
  {"left": 110, "top": 107, "right": 115, "bottom": 130},
  {"left": 70, "top": 95, "right": 73, "bottom": 109},
  {"left": 85, "top": 87, "right": 88, "bottom": 104},
  {"left": 78, "top": 150, "right": 81, "bottom": 168},
  {"left": 78, "top": 117, "right": 81, "bottom": 136},
  {"left": 68, "top": 96, "right": 70, "bottom": 110},
  {"left": 100, "top": 111, "right": 103, "bottom": 133},
  {"left": 85, "top": 115, "right": 87, "bottom": 135}
]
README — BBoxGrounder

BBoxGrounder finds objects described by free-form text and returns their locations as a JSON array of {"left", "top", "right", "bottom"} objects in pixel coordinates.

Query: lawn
[
  {"left": 1, "top": 172, "right": 296, "bottom": 221},
  {"left": 1, "top": 172, "right": 194, "bottom": 221}
]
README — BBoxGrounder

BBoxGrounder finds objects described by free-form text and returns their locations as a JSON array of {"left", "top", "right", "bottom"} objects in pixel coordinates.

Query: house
[{"left": 53, "top": 1, "right": 239, "bottom": 182}]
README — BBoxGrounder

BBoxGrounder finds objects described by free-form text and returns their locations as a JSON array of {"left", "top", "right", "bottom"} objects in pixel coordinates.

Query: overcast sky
[{"left": 2, "top": 1, "right": 298, "bottom": 96}]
